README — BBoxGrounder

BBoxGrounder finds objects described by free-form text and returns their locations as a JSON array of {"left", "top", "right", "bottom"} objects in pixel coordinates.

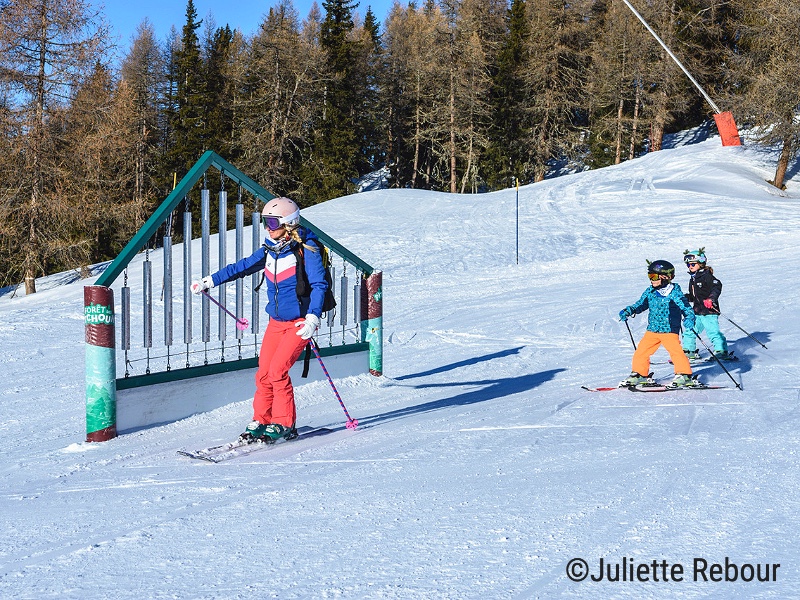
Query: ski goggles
[
  {"left": 648, "top": 272, "right": 672, "bottom": 281},
  {"left": 685, "top": 261, "right": 701, "bottom": 267},
  {"left": 261, "top": 209, "right": 300, "bottom": 231},
  {"left": 261, "top": 215, "right": 284, "bottom": 231}
]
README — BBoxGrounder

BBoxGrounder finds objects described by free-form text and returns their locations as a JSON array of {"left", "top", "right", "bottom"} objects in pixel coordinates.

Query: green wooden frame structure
[{"left": 84, "top": 151, "right": 380, "bottom": 441}]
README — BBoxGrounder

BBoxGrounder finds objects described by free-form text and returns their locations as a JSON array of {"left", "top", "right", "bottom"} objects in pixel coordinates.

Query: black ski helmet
[{"left": 647, "top": 259, "right": 675, "bottom": 279}]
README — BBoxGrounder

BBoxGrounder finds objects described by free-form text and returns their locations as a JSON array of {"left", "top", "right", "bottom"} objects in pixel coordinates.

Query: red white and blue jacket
[{"left": 211, "top": 228, "right": 327, "bottom": 322}]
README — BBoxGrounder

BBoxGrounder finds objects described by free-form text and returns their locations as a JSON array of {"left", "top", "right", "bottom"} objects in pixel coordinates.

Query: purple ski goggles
[{"left": 261, "top": 215, "right": 284, "bottom": 231}]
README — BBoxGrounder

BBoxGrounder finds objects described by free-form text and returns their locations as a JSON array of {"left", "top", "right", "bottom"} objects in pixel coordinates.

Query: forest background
[{"left": 0, "top": 0, "right": 798, "bottom": 294}]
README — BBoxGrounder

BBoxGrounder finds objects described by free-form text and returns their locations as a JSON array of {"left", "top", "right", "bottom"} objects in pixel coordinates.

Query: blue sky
[{"left": 96, "top": 0, "right": 397, "bottom": 49}]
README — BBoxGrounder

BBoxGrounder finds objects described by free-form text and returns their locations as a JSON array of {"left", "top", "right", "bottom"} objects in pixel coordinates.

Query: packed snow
[{"left": 2, "top": 131, "right": 800, "bottom": 599}]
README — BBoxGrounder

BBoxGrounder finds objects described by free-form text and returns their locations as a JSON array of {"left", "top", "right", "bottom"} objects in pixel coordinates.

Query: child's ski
[
  {"left": 704, "top": 353, "right": 739, "bottom": 363},
  {"left": 582, "top": 384, "right": 728, "bottom": 393},
  {"left": 628, "top": 383, "right": 728, "bottom": 392},
  {"left": 581, "top": 385, "right": 621, "bottom": 392}
]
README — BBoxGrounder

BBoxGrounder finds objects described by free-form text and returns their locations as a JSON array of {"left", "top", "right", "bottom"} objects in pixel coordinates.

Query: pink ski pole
[
  {"left": 309, "top": 338, "right": 358, "bottom": 429},
  {"left": 202, "top": 290, "right": 249, "bottom": 331}
]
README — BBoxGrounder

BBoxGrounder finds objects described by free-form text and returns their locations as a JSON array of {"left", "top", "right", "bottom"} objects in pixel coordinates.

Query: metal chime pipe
[
  {"left": 218, "top": 189, "right": 227, "bottom": 342},
  {"left": 201, "top": 189, "right": 211, "bottom": 343}
]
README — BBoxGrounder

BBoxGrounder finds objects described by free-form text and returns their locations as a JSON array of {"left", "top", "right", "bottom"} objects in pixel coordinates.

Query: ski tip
[{"left": 581, "top": 385, "right": 619, "bottom": 392}]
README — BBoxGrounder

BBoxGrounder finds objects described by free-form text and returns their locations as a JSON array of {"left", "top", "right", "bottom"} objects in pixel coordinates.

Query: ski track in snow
[{"left": 2, "top": 133, "right": 800, "bottom": 598}]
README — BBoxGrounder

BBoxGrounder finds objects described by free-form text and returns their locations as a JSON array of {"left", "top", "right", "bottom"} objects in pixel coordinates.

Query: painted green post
[
  {"left": 84, "top": 286, "right": 117, "bottom": 441},
  {"left": 360, "top": 271, "right": 383, "bottom": 376}
]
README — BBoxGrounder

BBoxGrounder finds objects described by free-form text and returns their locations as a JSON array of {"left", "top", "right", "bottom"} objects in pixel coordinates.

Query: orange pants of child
[
  {"left": 632, "top": 331, "right": 692, "bottom": 376},
  {"left": 253, "top": 318, "right": 308, "bottom": 427}
]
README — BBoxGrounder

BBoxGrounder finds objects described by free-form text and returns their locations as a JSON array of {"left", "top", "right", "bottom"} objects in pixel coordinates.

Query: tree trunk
[
  {"left": 449, "top": 66, "right": 457, "bottom": 193},
  {"left": 614, "top": 96, "right": 624, "bottom": 165},
  {"left": 412, "top": 75, "right": 421, "bottom": 189},
  {"left": 772, "top": 136, "right": 791, "bottom": 189},
  {"left": 629, "top": 84, "right": 641, "bottom": 161},
  {"left": 650, "top": 86, "right": 668, "bottom": 152}
]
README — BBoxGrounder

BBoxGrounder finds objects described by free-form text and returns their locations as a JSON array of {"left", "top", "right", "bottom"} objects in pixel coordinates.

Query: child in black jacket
[{"left": 681, "top": 249, "right": 732, "bottom": 360}]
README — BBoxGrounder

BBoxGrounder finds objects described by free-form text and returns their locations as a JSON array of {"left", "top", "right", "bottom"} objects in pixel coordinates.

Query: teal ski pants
[{"left": 682, "top": 314, "right": 728, "bottom": 353}]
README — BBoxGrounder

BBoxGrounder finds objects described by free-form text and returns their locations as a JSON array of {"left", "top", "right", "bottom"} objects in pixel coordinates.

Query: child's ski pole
[
  {"left": 308, "top": 338, "right": 359, "bottom": 429},
  {"left": 624, "top": 320, "right": 637, "bottom": 350},
  {"left": 201, "top": 290, "right": 249, "bottom": 331},
  {"left": 691, "top": 328, "right": 743, "bottom": 390},
  {"left": 711, "top": 308, "right": 768, "bottom": 350}
]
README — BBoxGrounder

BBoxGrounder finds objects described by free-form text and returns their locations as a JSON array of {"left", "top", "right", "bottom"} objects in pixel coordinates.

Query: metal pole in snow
[
  {"left": 621, "top": 0, "right": 721, "bottom": 114},
  {"left": 515, "top": 177, "right": 519, "bottom": 265}
]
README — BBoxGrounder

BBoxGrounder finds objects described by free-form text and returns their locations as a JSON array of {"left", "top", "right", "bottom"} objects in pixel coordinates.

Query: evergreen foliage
[{"left": 0, "top": 0, "right": 796, "bottom": 289}]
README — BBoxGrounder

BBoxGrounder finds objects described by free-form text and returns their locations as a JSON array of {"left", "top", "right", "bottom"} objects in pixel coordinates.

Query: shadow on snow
[
  {"left": 394, "top": 346, "right": 526, "bottom": 381},
  {"left": 361, "top": 368, "right": 565, "bottom": 428}
]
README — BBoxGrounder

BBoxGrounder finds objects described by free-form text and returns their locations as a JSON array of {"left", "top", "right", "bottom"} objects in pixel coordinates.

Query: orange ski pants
[
  {"left": 252, "top": 318, "right": 308, "bottom": 427},
  {"left": 632, "top": 331, "right": 692, "bottom": 376}
]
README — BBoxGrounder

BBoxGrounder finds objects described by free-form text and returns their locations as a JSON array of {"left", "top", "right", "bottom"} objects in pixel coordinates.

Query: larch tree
[
  {"left": 120, "top": 19, "right": 164, "bottom": 229},
  {"left": 524, "top": 0, "right": 592, "bottom": 182},
  {"left": 586, "top": 0, "right": 651, "bottom": 168},
  {"left": 237, "top": 0, "right": 324, "bottom": 197},
  {"left": 454, "top": 0, "right": 505, "bottom": 193},
  {"left": 727, "top": 0, "right": 800, "bottom": 189},
  {"left": 0, "top": 0, "right": 109, "bottom": 293}
]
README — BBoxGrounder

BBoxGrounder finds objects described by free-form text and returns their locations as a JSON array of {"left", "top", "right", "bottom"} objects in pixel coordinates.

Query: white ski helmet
[{"left": 261, "top": 197, "right": 300, "bottom": 230}]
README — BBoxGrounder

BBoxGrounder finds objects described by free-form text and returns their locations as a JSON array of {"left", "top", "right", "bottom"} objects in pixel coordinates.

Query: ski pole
[
  {"left": 711, "top": 308, "right": 768, "bottom": 349},
  {"left": 691, "top": 328, "right": 743, "bottom": 390},
  {"left": 624, "top": 320, "right": 637, "bottom": 350},
  {"left": 202, "top": 290, "right": 249, "bottom": 331},
  {"left": 308, "top": 338, "right": 359, "bottom": 429}
]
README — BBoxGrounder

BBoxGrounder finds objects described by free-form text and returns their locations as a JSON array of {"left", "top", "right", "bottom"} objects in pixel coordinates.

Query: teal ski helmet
[{"left": 683, "top": 248, "right": 707, "bottom": 264}]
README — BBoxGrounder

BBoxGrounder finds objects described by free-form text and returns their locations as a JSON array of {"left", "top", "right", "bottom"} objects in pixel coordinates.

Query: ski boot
[
  {"left": 667, "top": 373, "right": 704, "bottom": 389},
  {"left": 258, "top": 423, "right": 295, "bottom": 443},
  {"left": 711, "top": 350, "right": 737, "bottom": 361},
  {"left": 683, "top": 349, "right": 700, "bottom": 360},
  {"left": 239, "top": 420, "right": 268, "bottom": 442},
  {"left": 620, "top": 372, "right": 656, "bottom": 388}
]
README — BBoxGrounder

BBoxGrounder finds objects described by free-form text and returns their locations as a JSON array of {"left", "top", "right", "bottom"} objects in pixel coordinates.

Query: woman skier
[{"left": 191, "top": 197, "right": 328, "bottom": 441}]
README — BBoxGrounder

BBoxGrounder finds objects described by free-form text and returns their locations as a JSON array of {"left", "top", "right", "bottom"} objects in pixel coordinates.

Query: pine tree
[
  {"left": 204, "top": 24, "right": 235, "bottom": 159},
  {"left": 168, "top": 0, "right": 205, "bottom": 178},
  {"left": 301, "top": 0, "right": 361, "bottom": 204},
  {"left": 381, "top": 2, "right": 447, "bottom": 189},
  {"left": 484, "top": 0, "right": 528, "bottom": 189},
  {"left": 61, "top": 62, "right": 130, "bottom": 264},
  {"left": 352, "top": 7, "right": 385, "bottom": 176}
]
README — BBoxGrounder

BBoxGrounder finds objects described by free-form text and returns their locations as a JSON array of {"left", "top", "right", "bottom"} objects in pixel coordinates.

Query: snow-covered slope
[{"left": 2, "top": 136, "right": 799, "bottom": 599}]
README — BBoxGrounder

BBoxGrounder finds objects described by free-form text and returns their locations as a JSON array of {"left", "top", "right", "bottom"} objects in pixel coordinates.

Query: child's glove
[
  {"left": 295, "top": 314, "right": 320, "bottom": 339},
  {"left": 619, "top": 307, "right": 633, "bottom": 321},
  {"left": 190, "top": 276, "right": 215, "bottom": 295},
  {"left": 703, "top": 298, "right": 714, "bottom": 309}
]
